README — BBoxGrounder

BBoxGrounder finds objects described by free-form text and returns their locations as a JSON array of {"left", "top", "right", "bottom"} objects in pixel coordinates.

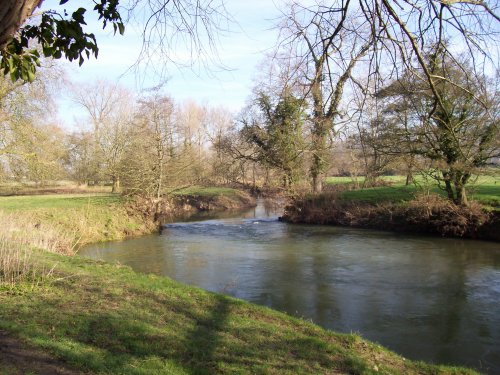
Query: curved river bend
[{"left": 80, "top": 201, "right": 500, "bottom": 373}]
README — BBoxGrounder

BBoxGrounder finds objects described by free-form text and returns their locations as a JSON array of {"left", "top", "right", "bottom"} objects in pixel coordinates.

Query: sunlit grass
[
  {"left": 0, "top": 181, "right": 112, "bottom": 196},
  {"left": 0, "top": 194, "right": 153, "bottom": 253},
  {"left": 325, "top": 173, "right": 500, "bottom": 207},
  {"left": 0, "top": 194, "right": 123, "bottom": 211}
]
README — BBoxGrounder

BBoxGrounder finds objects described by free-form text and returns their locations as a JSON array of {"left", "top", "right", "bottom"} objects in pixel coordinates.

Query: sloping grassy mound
[
  {"left": 0, "top": 194, "right": 155, "bottom": 253},
  {"left": 0, "top": 252, "right": 477, "bottom": 375}
]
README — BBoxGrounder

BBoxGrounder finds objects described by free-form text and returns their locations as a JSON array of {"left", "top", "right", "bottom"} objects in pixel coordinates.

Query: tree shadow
[
  {"left": 183, "top": 295, "right": 230, "bottom": 374},
  {"left": 1, "top": 281, "right": 370, "bottom": 374}
]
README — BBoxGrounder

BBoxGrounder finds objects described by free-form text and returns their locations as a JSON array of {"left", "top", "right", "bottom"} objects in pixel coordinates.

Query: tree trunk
[
  {"left": 311, "top": 172, "right": 322, "bottom": 193},
  {"left": 442, "top": 171, "right": 455, "bottom": 201},
  {"left": 455, "top": 185, "right": 468, "bottom": 206},
  {"left": 405, "top": 172, "right": 413, "bottom": 186},
  {"left": 405, "top": 155, "right": 415, "bottom": 186},
  {"left": 111, "top": 175, "right": 120, "bottom": 193},
  {"left": 310, "top": 124, "right": 328, "bottom": 194},
  {"left": 364, "top": 173, "right": 377, "bottom": 188},
  {"left": 0, "top": 0, "right": 42, "bottom": 51},
  {"left": 454, "top": 172, "right": 470, "bottom": 206}
]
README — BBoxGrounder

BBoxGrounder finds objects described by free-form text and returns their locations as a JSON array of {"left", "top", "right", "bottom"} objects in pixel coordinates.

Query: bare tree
[
  {"left": 72, "top": 80, "right": 134, "bottom": 192},
  {"left": 276, "top": 2, "right": 372, "bottom": 192},
  {"left": 136, "top": 86, "right": 175, "bottom": 198},
  {"left": 275, "top": 0, "right": 499, "bottom": 194}
]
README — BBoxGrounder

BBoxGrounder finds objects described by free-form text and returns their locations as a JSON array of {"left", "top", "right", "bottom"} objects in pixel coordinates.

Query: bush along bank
[{"left": 282, "top": 193, "right": 500, "bottom": 241}]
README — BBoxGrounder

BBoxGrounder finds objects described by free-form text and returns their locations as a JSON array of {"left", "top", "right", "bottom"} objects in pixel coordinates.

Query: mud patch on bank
[{"left": 0, "top": 330, "right": 85, "bottom": 375}]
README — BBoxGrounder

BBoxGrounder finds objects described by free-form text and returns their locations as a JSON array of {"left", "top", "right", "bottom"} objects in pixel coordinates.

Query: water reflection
[{"left": 80, "top": 201, "right": 500, "bottom": 373}]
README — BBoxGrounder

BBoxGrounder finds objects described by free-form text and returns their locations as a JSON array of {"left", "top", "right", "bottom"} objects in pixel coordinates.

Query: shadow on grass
[
  {"left": 0, "top": 270, "right": 372, "bottom": 374},
  {"left": 183, "top": 296, "right": 230, "bottom": 374},
  {"left": 53, "top": 295, "right": 231, "bottom": 374}
]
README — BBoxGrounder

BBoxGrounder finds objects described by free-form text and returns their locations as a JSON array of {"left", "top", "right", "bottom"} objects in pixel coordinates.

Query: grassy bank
[
  {"left": 0, "top": 251, "right": 477, "bottom": 375},
  {"left": 0, "top": 187, "right": 255, "bottom": 254},
  {"left": 324, "top": 175, "right": 500, "bottom": 208},
  {"left": 0, "top": 194, "right": 156, "bottom": 254}
]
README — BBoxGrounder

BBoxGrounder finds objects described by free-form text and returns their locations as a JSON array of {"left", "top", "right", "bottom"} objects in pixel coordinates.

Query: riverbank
[
  {"left": 0, "top": 249, "right": 478, "bottom": 374},
  {"left": 0, "top": 188, "right": 256, "bottom": 255},
  {"left": 282, "top": 176, "right": 500, "bottom": 241}
]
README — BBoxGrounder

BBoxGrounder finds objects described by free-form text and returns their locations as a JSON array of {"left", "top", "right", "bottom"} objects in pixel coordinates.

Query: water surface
[{"left": 80, "top": 201, "right": 500, "bottom": 373}]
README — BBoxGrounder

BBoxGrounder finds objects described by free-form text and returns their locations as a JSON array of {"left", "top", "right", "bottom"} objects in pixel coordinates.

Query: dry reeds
[
  {"left": 0, "top": 211, "right": 75, "bottom": 255},
  {"left": 0, "top": 236, "right": 56, "bottom": 288},
  {"left": 0, "top": 211, "right": 67, "bottom": 287},
  {"left": 0, "top": 238, "right": 33, "bottom": 286}
]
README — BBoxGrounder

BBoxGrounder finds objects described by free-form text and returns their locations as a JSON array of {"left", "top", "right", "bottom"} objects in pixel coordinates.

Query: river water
[{"left": 80, "top": 201, "right": 500, "bottom": 373}]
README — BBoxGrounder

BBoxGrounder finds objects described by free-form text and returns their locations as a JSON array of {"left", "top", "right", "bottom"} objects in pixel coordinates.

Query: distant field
[
  {"left": 0, "top": 181, "right": 112, "bottom": 196},
  {"left": 325, "top": 175, "right": 407, "bottom": 185},
  {"left": 325, "top": 174, "right": 500, "bottom": 207}
]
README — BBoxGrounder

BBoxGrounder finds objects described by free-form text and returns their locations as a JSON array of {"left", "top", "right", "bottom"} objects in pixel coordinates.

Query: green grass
[
  {"left": 325, "top": 176, "right": 407, "bottom": 185},
  {"left": 0, "top": 189, "right": 482, "bottom": 373},
  {"left": 0, "top": 193, "right": 123, "bottom": 211},
  {"left": 325, "top": 174, "right": 500, "bottom": 206},
  {"left": 0, "top": 251, "right": 477, "bottom": 375}
]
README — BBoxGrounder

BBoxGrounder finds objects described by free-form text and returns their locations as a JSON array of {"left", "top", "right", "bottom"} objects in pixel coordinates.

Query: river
[{"left": 80, "top": 200, "right": 500, "bottom": 373}]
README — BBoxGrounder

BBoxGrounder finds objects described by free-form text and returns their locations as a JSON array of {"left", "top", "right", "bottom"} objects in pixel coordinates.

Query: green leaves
[
  {"left": 0, "top": 45, "right": 40, "bottom": 83},
  {"left": 0, "top": 0, "right": 125, "bottom": 83}
]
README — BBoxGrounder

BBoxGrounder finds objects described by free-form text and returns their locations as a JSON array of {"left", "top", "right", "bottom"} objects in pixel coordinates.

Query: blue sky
[{"left": 39, "top": 0, "right": 286, "bottom": 128}]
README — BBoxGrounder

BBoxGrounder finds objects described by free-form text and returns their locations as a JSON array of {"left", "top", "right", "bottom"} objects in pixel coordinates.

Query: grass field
[
  {"left": 324, "top": 174, "right": 500, "bottom": 207},
  {"left": 0, "top": 181, "right": 112, "bottom": 197},
  {"left": 0, "top": 251, "right": 477, "bottom": 375},
  {"left": 0, "top": 193, "right": 123, "bottom": 211}
]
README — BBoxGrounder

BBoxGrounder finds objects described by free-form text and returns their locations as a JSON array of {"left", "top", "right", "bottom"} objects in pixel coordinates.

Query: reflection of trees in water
[{"left": 160, "top": 199, "right": 284, "bottom": 224}]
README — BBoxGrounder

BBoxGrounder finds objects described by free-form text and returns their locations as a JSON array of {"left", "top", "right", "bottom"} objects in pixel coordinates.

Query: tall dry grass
[
  {"left": 0, "top": 211, "right": 75, "bottom": 255},
  {"left": 0, "top": 211, "right": 70, "bottom": 287}
]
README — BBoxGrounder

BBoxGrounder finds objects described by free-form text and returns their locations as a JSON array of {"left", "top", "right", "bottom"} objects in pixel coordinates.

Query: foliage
[
  {"left": 0, "top": 0, "right": 124, "bottom": 83},
  {"left": 270, "top": 1, "right": 499, "bottom": 193},
  {"left": 242, "top": 92, "right": 306, "bottom": 188},
  {"left": 0, "top": 71, "right": 68, "bottom": 185}
]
